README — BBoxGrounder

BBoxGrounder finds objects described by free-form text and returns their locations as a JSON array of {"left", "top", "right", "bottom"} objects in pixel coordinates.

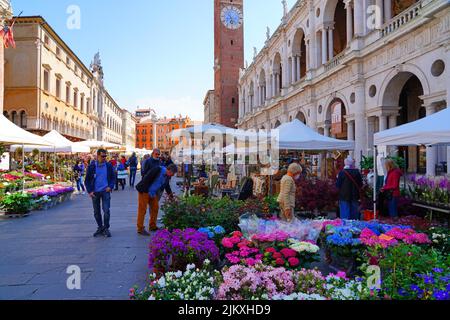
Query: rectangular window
[
  {"left": 43, "top": 70, "right": 50, "bottom": 92},
  {"left": 56, "top": 78, "right": 61, "bottom": 98},
  {"left": 80, "top": 96, "right": 85, "bottom": 113},
  {"left": 66, "top": 85, "right": 70, "bottom": 104}
]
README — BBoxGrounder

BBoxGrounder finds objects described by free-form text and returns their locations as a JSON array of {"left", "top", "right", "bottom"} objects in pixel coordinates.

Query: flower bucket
[{"left": 363, "top": 210, "right": 378, "bottom": 221}]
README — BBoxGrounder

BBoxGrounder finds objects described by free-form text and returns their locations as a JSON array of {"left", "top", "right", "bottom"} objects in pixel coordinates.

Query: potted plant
[
  {"left": 1, "top": 192, "right": 33, "bottom": 216},
  {"left": 360, "top": 156, "right": 374, "bottom": 176}
]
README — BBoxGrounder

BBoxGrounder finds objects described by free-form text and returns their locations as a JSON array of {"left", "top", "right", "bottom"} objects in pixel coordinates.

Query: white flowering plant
[{"left": 130, "top": 260, "right": 221, "bottom": 300}]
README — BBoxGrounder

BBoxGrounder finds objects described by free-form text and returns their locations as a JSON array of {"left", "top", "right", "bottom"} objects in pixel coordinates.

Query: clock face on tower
[{"left": 221, "top": 5, "right": 243, "bottom": 30}]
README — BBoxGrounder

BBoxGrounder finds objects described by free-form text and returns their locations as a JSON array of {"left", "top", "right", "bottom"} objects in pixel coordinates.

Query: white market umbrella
[
  {"left": 0, "top": 115, "right": 55, "bottom": 190},
  {"left": 374, "top": 107, "right": 450, "bottom": 146},
  {"left": 276, "top": 119, "right": 355, "bottom": 151},
  {"left": 0, "top": 115, "right": 54, "bottom": 146},
  {"left": 10, "top": 130, "right": 90, "bottom": 153}
]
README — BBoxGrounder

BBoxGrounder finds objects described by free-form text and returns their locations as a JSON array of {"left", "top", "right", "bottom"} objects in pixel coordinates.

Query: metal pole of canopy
[
  {"left": 22, "top": 143, "right": 25, "bottom": 192},
  {"left": 373, "top": 146, "right": 378, "bottom": 220},
  {"left": 54, "top": 147, "right": 57, "bottom": 181}
]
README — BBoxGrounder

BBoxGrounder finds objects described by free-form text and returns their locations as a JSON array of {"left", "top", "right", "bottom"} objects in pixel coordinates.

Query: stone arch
[
  {"left": 379, "top": 64, "right": 431, "bottom": 107},
  {"left": 323, "top": 92, "right": 350, "bottom": 121},
  {"left": 291, "top": 28, "right": 307, "bottom": 79},
  {"left": 322, "top": 0, "right": 348, "bottom": 57},
  {"left": 274, "top": 120, "right": 282, "bottom": 128},
  {"left": 295, "top": 110, "right": 307, "bottom": 124}
]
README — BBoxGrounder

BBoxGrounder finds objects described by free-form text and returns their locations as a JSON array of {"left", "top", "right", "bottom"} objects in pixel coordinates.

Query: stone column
[
  {"left": 305, "top": 40, "right": 310, "bottom": 71},
  {"left": 388, "top": 114, "right": 397, "bottom": 129},
  {"left": 367, "top": 117, "right": 375, "bottom": 150},
  {"left": 324, "top": 124, "right": 331, "bottom": 137},
  {"left": 296, "top": 56, "right": 301, "bottom": 80},
  {"left": 328, "top": 27, "right": 334, "bottom": 61},
  {"left": 347, "top": 120, "right": 355, "bottom": 141},
  {"left": 447, "top": 147, "right": 450, "bottom": 175},
  {"left": 354, "top": 0, "right": 365, "bottom": 37},
  {"left": 321, "top": 28, "right": 328, "bottom": 65},
  {"left": 354, "top": 83, "right": 367, "bottom": 165},
  {"left": 426, "top": 105, "right": 438, "bottom": 176},
  {"left": 384, "top": 0, "right": 392, "bottom": 21},
  {"left": 271, "top": 74, "right": 276, "bottom": 98},
  {"left": 291, "top": 57, "right": 296, "bottom": 84},
  {"left": 345, "top": 0, "right": 353, "bottom": 46},
  {"left": 379, "top": 115, "right": 388, "bottom": 131},
  {"left": 376, "top": 0, "right": 384, "bottom": 26}
]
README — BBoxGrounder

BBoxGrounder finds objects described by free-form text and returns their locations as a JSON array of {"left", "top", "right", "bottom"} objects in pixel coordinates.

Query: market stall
[{"left": 374, "top": 107, "right": 450, "bottom": 220}]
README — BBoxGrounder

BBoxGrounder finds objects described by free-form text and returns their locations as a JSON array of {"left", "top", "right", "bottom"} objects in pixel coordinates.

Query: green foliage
[
  {"left": 162, "top": 196, "right": 243, "bottom": 233},
  {"left": 1, "top": 192, "right": 33, "bottom": 214},
  {"left": 362, "top": 244, "right": 449, "bottom": 300},
  {"left": 360, "top": 156, "right": 374, "bottom": 170},
  {"left": 162, "top": 196, "right": 278, "bottom": 234}
]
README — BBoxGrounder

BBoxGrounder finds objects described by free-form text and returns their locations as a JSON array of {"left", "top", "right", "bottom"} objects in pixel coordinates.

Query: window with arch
[{"left": 20, "top": 111, "right": 27, "bottom": 128}]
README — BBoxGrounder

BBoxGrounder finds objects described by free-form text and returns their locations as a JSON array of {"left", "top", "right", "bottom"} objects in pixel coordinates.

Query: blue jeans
[
  {"left": 92, "top": 192, "right": 111, "bottom": 230},
  {"left": 388, "top": 197, "right": 399, "bottom": 218},
  {"left": 129, "top": 168, "right": 137, "bottom": 186},
  {"left": 339, "top": 201, "right": 360, "bottom": 220},
  {"left": 76, "top": 178, "right": 85, "bottom": 192}
]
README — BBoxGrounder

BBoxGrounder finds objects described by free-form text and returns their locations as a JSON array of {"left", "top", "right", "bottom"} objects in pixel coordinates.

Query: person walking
[
  {"left": 73, "top": 160, "right": 86, "bottom": 195},
  {"left": 277, "top": 163, "right": 302, "bottom": 222},
  {"left": 381, "top": 159, "right": 403, "bottom": 219},
  {"left": 135, "top": 164, "right": 177, "bottom": 235},
  {"left": 117, "top": 162, "right": 128, "bottom": 190},
  {"left": 85, "top": 149, "right": 116, "bottom": 238},
  {"left": 127, "top": 152, "right": 138, "bottom": 188},
  {"left": 142, "top": 149, "right": 161, "bottom": 177},
  {"left": 336, "top": 156, "right": 363, "bottom": 220},
  {"left": 110, "top": 155, "right": 120, "bottom": 191}
]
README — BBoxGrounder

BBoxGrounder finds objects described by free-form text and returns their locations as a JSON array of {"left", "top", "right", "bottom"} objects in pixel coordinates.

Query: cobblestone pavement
[{"left": 0, "top": 177, "right": 182, "bottom": 300}]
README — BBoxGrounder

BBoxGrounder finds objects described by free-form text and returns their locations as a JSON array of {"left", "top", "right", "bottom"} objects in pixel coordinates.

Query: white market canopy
[
  {"left": 276, "top": 119, "right": 355, "bottom": 151},
  {"left": 170, "top": 123, "right": 236, "bottom": 139},
  {"left": 10, "top": 130, "right": 90, "bottom": 153},
  {"left": 374, "top": 107, "right": 450, "bottom": 146},
  {"left": 0, "top": 115, "right": 54, "bottom": 146},
  {"left": 73, "top": 140, "right": 121, "bottom": 150}
]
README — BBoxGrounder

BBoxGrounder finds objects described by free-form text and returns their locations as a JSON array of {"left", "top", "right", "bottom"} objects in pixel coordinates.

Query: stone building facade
[
  {"left": 3, "top": 16, "right": 124, "bottom": 145},
  {"left": 121, "top": 109, "right": 137, "bottom": 148},
  {"left": 203, "top": 89, "right": 217, "bottom": 124},
  {"left": 238, "top": 0, "right": 450, "bottom": 175},
  {"left": 0, "top": 0, "right": 12, "bottom": 114}
]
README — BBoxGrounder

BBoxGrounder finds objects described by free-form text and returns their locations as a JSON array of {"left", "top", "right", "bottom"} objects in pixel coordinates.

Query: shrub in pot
[{"left": 1, "top": 192, "right": 33, "bottom": 215}]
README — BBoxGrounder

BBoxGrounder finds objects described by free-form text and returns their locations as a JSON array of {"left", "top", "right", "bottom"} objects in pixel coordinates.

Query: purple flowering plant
[{"left": 149, "top": 228, "right": 219, "bottom": 274}]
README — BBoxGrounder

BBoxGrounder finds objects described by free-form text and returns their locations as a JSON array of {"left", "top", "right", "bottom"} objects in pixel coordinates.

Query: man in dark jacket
[
  {"left": 127, "top": 152, "right": 138, "bottom": 188},
  {"left": 142, "top": 149, "right": 161, "bottom": 177},
  {"left": 135, "top": 164, "right": 177, "bottom": 235},
  {"left": 336, "top": 156, "right": 363, "bottom": 220},
  {"left": 85, "top": 149, "right": 117, "bottom": 238}
]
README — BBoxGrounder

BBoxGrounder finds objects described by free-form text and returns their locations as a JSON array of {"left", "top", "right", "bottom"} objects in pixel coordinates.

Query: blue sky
[{"left": 12, "top": 0, "right": 296, "bottom": 120}]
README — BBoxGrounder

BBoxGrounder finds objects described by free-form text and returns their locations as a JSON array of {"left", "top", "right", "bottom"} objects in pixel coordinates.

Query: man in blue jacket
[{"left": 85, "top": 149, "right": 116, "bottom": 238}]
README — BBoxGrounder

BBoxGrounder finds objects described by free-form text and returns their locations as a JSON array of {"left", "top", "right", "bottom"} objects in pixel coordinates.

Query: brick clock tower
[{"left": 214, "top": 0, "right": 244, "bottom": 127}]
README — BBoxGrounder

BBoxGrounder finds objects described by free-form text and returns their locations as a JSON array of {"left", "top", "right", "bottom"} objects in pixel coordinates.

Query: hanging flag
[{"left": 0, "top": 12, "right": 23, "bottom": 49}]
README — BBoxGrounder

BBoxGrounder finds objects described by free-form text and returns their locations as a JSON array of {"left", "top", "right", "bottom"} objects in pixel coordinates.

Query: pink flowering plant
[
  {"left": 216, "top": 264, "right": 297, "bottom": 300},
  {"left": 360, "top": 227, "right": 431, "bottom": 249},
  {"left": 221, "top": 231, "right": 263, "bottom": 267}
]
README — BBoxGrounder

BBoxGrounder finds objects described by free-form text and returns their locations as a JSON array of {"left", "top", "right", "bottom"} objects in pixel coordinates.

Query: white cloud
[{"left": 131, "top": 96, "right": 204, "bottom": 121}]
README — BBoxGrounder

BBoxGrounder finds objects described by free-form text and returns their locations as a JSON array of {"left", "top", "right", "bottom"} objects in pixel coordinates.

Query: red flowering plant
[
  {"left": 252, "top": 231, "right": 320, "bottom": 270},
  {"left": 295, "top": 179, "right": 339, "bottom": 214},
  {"left": 221, "top": 231, "right": 263, "bottom": 267}
]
